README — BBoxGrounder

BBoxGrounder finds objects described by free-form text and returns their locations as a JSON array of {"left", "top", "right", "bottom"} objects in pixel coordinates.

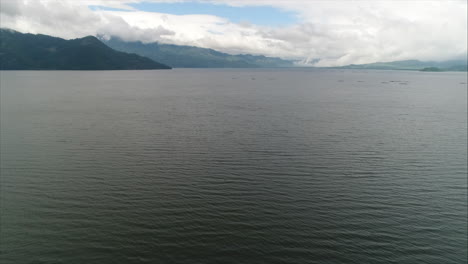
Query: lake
[{"left": 1, "top": 69, "right": 467, "bottom": 263}]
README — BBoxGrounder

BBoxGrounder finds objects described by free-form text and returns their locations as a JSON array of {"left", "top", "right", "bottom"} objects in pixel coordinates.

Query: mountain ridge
[{"left": 0, "top": 29, "right": 171, "bottom": 70}]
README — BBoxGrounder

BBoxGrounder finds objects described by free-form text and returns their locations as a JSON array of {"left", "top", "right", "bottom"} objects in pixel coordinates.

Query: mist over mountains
[
  {"left": 101, "top": 36, "right": 294, "bottom": 68},
  {"left": 98, "top": 36, "right": 467, "bottom": 71}
]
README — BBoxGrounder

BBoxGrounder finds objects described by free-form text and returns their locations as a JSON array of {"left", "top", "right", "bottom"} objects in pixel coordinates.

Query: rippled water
[{"left": 1, "top": 69, "right": 467, "bottom": 264}]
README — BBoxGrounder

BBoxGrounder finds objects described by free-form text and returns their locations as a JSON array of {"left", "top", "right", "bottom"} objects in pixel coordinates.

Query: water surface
[{"left": 1, "top": 69, "right": 467, "bottom": 263}]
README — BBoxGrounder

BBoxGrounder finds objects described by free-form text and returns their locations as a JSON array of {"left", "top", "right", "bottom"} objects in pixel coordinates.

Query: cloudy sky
[{"left": 1, "top": 0, "right": 466, "bottom": 66}]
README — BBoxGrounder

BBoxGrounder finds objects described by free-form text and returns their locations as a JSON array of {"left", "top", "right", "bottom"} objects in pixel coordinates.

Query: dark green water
[{"left": 1, "top": 69, "right": 467, "bottom": 263}]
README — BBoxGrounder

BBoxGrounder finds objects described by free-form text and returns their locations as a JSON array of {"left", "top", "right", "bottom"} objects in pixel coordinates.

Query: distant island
[
  {"left": 334, "top": 59, "right": 467, "bottom": 72},
  {"left": 101, "top": 36, "right": 294, "bottom": 68},
  {"left": 0, "top": 29, "right": 171, "bottom": 70},
  {"left": 420, "top": 67, "right": 443, "bottom": 72}
]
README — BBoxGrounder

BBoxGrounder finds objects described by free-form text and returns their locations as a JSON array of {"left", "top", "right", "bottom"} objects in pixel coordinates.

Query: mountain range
[
  {"left": 101, "top": 37, "right": 466, "bottom": 71},
  {"left": 0, "top": 29, "right": 466, "bottom": 71},
  {"left": 0, "top": 29, "right": 171, "bottom": 70},
  {"left": 101, "top": 37, "right": 294, "bottom": 68}
]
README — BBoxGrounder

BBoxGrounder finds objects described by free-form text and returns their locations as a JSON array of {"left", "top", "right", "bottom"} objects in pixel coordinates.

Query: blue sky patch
[
  {"left": 88, "top": 5, "right": 131, "bottom": 12},
  {"left": 127, "top": 1, "right": 298, "bottom": 26}
]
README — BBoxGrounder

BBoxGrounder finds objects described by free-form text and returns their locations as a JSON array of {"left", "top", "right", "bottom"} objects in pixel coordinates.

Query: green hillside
[{"left": 0, "top": 29, "right": 171, "bottom": 70}]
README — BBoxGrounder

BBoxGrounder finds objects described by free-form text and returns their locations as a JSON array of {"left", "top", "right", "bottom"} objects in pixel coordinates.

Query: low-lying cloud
[{"left": 1, "top": 0, "right": 466, "bottom": 66}]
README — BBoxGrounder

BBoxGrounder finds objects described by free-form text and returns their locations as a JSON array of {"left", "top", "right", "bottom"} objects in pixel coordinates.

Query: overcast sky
[{"left": 1, "top": 0, "right": 466, "bottom": 66}]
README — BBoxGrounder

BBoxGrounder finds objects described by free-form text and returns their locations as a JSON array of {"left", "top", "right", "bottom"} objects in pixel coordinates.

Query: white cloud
[{"left": 0, "top": 0, "right": 466, "bottom": 66}]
